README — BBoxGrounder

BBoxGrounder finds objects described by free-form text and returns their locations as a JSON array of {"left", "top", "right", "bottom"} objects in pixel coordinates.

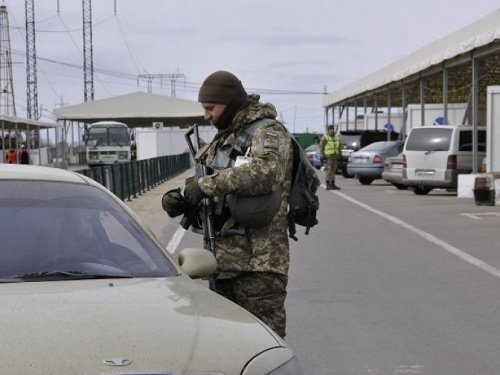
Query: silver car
[
  {"left": 0, "top": 164, "right": 302, "bottom": 375},
  {"left": 347, "top": 141, "right": 405, "bottom": 185},
  {"left": 382, "top": 153, "right": 408, "bottom": 190}
]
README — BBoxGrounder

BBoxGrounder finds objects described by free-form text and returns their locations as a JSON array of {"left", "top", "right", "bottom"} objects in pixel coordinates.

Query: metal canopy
[
  {"left": 0, "top": 114, "right": 61, "bottom": 130},
  {"left": 52, "top": 91, "right": 209, "bottom": 127}
]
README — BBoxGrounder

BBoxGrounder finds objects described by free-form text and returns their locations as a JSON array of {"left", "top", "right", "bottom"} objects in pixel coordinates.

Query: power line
[
  {"left": 10, "top": 14, "right": 114, "bottom": 32},
  {"left": 114, "top": 15, "right": 142, "bottom": 74},
  {"left": 12, "top": 50, "right": 324, "bottom": 97}
]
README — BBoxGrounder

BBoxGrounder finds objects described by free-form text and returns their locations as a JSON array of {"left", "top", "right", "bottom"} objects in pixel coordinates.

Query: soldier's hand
[
  {"left": 184, "top": 179, "right": 208, "bottom": 211},
  {"left": 162, "top": 188, "right": 186, "bottom": 218}
]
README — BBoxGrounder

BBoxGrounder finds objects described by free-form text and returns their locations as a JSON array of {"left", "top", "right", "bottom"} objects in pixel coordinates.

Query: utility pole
[
  {"left": 137, "top": 71, "right": 185, "bottom": 97},
  {"left": 0, "top": 5, "right": 16, "bottom": 116},
  {"left": 82, "top": 0, "right": 94, "bottom": 102}
]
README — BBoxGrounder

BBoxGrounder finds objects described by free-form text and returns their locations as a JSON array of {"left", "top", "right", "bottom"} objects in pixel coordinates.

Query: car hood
[{"left": 0, "top": 276, "right": 282, "bottom": 374}]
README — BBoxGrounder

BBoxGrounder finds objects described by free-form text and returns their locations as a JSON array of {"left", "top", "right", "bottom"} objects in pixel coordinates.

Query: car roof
[
  {"left": 411, "top": 125, "right": 486, "bottom": 130},
  {"left": 0, "top": 164, "right": 93, "bottom": 185}
]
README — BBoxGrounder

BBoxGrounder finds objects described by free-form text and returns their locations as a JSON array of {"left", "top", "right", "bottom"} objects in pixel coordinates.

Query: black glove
[
  {"left": 162, "top": 188, "right": 186, "bottom": 218},
  {"left": 184, "top": 179, "right": 208, "bottom": 211}
]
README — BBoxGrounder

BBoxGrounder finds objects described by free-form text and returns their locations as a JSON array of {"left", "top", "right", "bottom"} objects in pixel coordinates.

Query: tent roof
[
  {"left": 323, "top": 8, "right": 500, "bottom": 107},
  {"left": 0, "top": 114, "right": 61, "bottom": 131},
  {"left": 52, "top": 91, "right": 209, "bottom": 127}
]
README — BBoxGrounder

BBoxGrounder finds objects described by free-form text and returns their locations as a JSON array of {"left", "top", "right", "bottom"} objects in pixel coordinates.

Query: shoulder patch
[{"left": 263, "top": 131, "right": 280, "bottom": 149}]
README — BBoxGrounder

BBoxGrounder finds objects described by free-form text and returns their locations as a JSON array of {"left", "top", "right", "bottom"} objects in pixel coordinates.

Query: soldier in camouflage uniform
[{"left": 162, "top": 71, "right": 293, "bottom": 338}]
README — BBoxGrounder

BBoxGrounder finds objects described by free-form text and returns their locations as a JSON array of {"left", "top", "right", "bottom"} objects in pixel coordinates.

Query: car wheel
[
  {"left": 394, "top": 183, "right": 408, "bottom": 190},
  {"left": 412, "top": 186, "right": 431, "bottom": 195},
  {"left": 358, "top": 176, "right": 373, "bottom": 185}
]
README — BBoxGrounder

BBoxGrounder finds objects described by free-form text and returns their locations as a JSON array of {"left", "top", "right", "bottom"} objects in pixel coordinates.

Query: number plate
[{"left": 416, "top": 170, "right": 435, "bottom": 178}]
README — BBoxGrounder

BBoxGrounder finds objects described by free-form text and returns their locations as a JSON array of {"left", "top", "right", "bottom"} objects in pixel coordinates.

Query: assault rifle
[{"left": 180, "top": 124, "right": 217, "bottom": 290}]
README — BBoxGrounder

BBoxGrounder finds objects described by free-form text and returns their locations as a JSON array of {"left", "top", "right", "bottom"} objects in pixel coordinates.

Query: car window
[
  {"left": 405, "top": 128, "right": 452, "bottom": 151},
  {"left": 458, "top": 130, "right": 486, "bottom": 151},
  {"left": 0, "top": 180, "right": 177, "bottom": 279},
  {"left": 339, "top": 133, "right": 362, "bottom": 149}
]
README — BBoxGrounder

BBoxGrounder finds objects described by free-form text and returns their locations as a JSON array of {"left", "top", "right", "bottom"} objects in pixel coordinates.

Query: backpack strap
[{"left": 238, "top": 118, "right": 302, "bottom": 241}]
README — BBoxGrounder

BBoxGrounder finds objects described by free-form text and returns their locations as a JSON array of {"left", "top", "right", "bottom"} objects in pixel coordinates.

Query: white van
[{"left": 402, "top": 125, "right": 486, "bottom": 195}]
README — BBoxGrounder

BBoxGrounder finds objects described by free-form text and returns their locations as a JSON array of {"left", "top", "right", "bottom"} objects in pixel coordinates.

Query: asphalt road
[{"left": 128, "top": 171, "right": 500, "bottom": 375}]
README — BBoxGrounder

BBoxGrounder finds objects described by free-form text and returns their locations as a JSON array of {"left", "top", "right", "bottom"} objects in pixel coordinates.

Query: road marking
[
  {"left": 166, "top": 227, "right": 186, "bottom": 254},
  {"left": 334, "top": 191, "right": 500, "bottom": 279},
  {"left": 461, "top": 212, "right": 500, "bottom": 220}
]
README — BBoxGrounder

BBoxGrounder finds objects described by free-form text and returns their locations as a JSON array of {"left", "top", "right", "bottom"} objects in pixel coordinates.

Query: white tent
[
  {"left": 323, "top": 8, "right": 500, "bottom": 107},
  {"left": 53, "top": 92, "right": 209, "bottom": 127}
]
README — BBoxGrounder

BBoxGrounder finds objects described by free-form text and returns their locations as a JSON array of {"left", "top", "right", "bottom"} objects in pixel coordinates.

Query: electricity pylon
[
  {"left": 25, "top": 0, "right": 39, "bottom": 120},
  {"left": 0, "top": 5, "right": 16, "bottom": 116},
  {"left": 82, "top": 0, "right": 94, "bottom": 102}
]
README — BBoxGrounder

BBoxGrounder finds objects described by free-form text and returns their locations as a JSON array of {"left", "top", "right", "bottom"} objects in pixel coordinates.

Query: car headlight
[{"left": 242, "top": 347, "right": 303, "bottom": 375}]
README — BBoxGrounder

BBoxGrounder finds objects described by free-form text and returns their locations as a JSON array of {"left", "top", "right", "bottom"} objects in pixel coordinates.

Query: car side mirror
[{"left": 178, "top": 248, "right": 217, "bottom": 279}]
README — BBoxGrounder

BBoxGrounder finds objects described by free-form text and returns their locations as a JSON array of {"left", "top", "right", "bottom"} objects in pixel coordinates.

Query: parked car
[
  {"left": 347, "top": 140, "right": 405, "bottom": 185},
  {"left": 305, "top": 143, "right": 322, "bottom": 169},
  {"left": 402, "top": 125, "right": 486, "bottom": 195},
  {"left": 0, "top": 164, "right": 302, "bottom": 375},
  {"left": 338, "top": 130, "right": 399, "bottom": 177},
  {"left": 382, "top": 153, "right": 408, "bottom": 189}
]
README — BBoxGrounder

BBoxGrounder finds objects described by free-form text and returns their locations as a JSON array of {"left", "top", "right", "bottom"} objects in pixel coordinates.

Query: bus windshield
[{"left": 88, "top": 127, "right": 130, "bottom": 147}]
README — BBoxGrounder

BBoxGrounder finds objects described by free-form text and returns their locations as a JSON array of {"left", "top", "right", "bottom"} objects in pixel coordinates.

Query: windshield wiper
[
  {"left": 424, "top": 149, "right": 445, "bottom": 155},
  {"left": 13, "top": 270, "right": 133, "bottom": 281},
  {"left": 0, "top": 278, "right": 23, "bottom": 283}
]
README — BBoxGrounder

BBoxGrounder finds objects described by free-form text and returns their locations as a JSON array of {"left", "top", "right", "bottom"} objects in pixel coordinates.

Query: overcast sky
[{"left": 4, "top": 0, "right": 500, "bottom": 133}]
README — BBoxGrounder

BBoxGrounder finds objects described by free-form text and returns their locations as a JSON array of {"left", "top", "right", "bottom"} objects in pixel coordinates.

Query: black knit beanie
[{"left": 198, "top": 71, "right": 247, "bottom": 105}]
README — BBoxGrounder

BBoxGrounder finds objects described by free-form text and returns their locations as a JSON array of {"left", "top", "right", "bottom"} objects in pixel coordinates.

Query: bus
[{"left": 84, "top": 121, "right": 132, "bottom": 167}]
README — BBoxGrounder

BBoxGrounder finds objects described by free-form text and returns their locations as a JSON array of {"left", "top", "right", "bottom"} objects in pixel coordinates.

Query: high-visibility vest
[{"left": 324, "top": 134, "right": 340, "bottom": 156}]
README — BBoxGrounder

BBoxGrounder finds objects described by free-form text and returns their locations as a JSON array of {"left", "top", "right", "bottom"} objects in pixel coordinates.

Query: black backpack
[
  {"left": 287, "top": 137, "right": 320, "bottom": 241},
  {"left": 242, "top": 119, "right": 320, "bottom": 241}
]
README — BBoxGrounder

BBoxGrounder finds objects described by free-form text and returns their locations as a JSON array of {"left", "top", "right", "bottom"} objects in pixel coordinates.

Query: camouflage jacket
[{"left": 198, "top": 94, "right": 293, "bottom": 276}]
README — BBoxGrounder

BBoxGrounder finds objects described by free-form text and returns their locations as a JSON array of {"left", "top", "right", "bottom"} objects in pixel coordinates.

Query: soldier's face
[{"left": 202, "top": 103, "right": 227, "bottom": 125}]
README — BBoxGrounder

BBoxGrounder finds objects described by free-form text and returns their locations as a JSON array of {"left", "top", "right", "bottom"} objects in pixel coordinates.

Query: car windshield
[
  {"left": 405, "top": 128, "right": 452, "bottom": 151},
  {"left": 0, "top": 180, "right": 177, "bottom": 280},
  {"left": 88, "top": 127, "right": 130, "bottom": 147},
  {"left": 361, "top": 141, "right": 397, "bottom": 152},
  {"left": 339, "top": 133, "right": 362, "bottom": 149}
]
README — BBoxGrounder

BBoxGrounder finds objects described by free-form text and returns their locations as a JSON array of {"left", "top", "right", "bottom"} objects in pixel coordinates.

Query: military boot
[{"left": 326, "top": 180, "right": 333, "bottom": 190}]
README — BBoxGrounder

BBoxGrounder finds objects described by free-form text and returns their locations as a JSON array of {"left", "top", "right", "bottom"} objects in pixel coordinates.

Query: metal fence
[{"left": 76, "top": 153, "right": 191, "bottom": 201}]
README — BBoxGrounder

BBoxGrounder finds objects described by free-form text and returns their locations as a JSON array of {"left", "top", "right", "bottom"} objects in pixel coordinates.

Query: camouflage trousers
[
  {"left": 215, "top": 272, "right": 288, "bottom": 338},
  {"left": 325, "top": 154, "right": 339, "bottom": 182}
]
